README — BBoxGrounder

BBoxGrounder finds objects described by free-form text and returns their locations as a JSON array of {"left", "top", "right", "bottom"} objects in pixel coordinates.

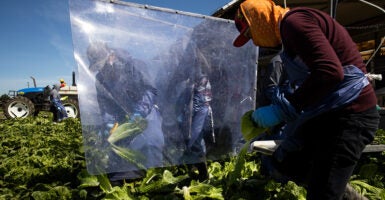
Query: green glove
[{"left": 241, "top": 110, "right": 268, "bottom": 141}]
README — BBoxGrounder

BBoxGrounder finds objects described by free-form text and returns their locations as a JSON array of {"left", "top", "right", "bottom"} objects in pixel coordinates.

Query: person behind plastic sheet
[
  {"left": 59, "top": 78, "right": 66, "bottom": 88},
  {"left": 162, "top": 42, "right": 217, "bottom": 181},
  {"left": 232, "top": 0, "right": 379, "bottom": 199},
  {"left": 86, "top": 42, "right": 165, "bottom": 183},
  {"left": 181, "top": 74, "right": 213, "bottom": 181},
  {"left": 164, "top": 72, "right": 213, "bottom": 181},
  {"left": 50, "top": 84, "right": 68, "bottom": 122}
]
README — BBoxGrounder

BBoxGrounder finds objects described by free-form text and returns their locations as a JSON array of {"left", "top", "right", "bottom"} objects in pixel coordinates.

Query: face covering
[{"left": 240, "top": 0, "right": 289, "bottom": 48}]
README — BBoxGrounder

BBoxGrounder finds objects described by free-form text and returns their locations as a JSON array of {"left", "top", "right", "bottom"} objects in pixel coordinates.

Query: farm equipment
[{"left": 2, "top": 72, "right": 79, "bottom": 119}]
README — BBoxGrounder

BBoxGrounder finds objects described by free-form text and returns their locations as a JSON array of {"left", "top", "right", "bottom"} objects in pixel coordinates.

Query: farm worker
[
  {"left": 50, "top": 84, "right": 68, "bottom": 122},
  {"left": 87, "top": 42, "right": 165, "bottom": 183},
  {"left": 179, "top": 74, "right": 213, "bottom": 181},
  {"left": 59, "top": 78, "right": 66, "bottom": 88},
  {"left": 161, "top": 20, "right": 234, "bottom": 181},
  {"left": 233, "top": 0, "right": 379, "bottom": 199}
]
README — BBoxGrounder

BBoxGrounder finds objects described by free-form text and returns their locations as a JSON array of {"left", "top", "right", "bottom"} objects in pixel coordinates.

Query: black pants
[{"left": 274, "top": 106, "right": 379, "bottom": 200}]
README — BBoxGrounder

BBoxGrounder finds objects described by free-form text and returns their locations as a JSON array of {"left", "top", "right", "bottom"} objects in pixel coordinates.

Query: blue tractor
[{"left": 2, "top": 73, "right": 79, "bottom": 119}]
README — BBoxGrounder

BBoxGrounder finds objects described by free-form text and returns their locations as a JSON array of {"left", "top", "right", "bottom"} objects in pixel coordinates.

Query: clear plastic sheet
[{"left": 69, "top": 0, "right": 258, "bottom": 176}]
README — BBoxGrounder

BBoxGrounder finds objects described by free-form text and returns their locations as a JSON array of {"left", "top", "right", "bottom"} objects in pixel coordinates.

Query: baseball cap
[{"left": 233, "top": 8, "right": 250, "bottom": 47}]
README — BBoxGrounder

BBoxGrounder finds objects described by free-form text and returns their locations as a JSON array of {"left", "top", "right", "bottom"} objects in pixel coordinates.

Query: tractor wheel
[
  {"left": 62, "top": 98, "right": 79, "bottom": 118},
  {"left": 3, "top": 96, "right": 35, "bottom": 119}
]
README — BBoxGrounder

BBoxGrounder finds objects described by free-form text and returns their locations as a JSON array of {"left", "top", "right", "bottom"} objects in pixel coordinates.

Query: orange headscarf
[{"left": 239, "top": 0, "right": 289, "bottom": 47}]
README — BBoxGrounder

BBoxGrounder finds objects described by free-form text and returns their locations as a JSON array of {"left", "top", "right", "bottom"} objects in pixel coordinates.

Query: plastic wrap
[{"left": 69, "top": 0, "right": 258, "bottom": 175}]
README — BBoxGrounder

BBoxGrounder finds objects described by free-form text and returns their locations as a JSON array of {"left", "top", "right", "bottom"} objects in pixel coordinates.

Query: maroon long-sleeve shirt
[{"left": 280, "top": 7, "right": 377, "bottom": 112}]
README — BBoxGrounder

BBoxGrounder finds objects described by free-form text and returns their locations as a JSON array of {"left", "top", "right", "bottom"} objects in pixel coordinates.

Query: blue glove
[{"left": 252, "top": 104, "right": 284, "bottom": 128}]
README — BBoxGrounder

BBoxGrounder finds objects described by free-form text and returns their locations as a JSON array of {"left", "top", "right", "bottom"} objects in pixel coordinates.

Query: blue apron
[{"left": 274, "top": 52, "right": 370, "bottom": 152}]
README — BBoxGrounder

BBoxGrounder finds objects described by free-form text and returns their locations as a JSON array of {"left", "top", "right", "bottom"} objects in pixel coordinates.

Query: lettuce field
[{"left": 1, "top": 114, "right": 384, "bottom": 199}]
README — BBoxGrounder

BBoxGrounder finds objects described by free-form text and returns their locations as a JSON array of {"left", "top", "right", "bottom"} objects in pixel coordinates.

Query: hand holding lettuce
[
  {"left": 251, "top": 105, "right": 285, "bottom": 128},
  {"left": 108, "top": 115, "right": 147, "bottom": 144},
  {"left": 241, "top": 110, "right": 268, "bottom": 141}
]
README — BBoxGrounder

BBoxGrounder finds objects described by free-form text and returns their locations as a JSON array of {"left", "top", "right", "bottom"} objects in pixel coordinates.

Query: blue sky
[{"left": 0, "top": 0, "right": 231, "bottom": 95}]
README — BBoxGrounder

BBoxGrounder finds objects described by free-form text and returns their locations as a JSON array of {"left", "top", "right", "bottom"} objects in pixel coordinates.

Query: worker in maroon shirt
[{"left": 233, "top": 0, "right": 379, "bottom": 199}]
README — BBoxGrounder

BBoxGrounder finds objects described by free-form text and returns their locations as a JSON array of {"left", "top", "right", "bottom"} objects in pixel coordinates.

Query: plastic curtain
[{"left": 69, "top": 0, "right": 258, "bottom": 176}]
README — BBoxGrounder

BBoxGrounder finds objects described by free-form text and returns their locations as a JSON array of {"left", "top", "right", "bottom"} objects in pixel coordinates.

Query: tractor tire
[
  {"left": 3, "top": 96, "right": 35, "bottom": 119},
  {"left": 62, "top": 98, "right": 80, "bottom": 118}
]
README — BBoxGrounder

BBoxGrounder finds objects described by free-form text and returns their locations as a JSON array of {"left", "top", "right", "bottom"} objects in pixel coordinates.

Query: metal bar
[
  {"left": 363, "top": 144, "right": 385, "bottom": 153},
  {"left": 101, "top": 0, "right": 233, "bottom": 23},
  {"left": 251, "top": 140, "right": 385, "bottom": 154}
]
